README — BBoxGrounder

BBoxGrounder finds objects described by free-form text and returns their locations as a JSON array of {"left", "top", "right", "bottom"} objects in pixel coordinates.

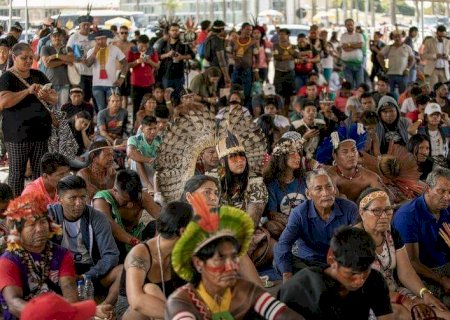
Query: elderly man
[
  {"left": 48, "top": 175, "right": 121, "bottom": 306},
  {"left": 377, "top": 30, "right": 415, "bottom": 95},
  {"left": 0, "top": 193, "right": 77, "bottom": 319},
  {"left": 77, "top": 140, "right": 116, "bottom": 203},
  {"left": 279, "top": 227, "right": 394, "bottom": 320},
  {"left": 274, "top": 169, "right": 358, "bottom": 283},
  {"left": 393, "top": 167, "right": 450, "bottom": 306}
]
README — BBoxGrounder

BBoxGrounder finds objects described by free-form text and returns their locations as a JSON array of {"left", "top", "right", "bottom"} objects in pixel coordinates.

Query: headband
[
  {"left": 272, "top": 139, "right": 302, "bottom": 157},
  {"left": 359, "top": 190, "right": 389, "bottom": 210}
]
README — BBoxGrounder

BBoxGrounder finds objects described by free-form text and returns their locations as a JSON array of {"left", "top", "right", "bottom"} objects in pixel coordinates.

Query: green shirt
[{"left": 127, "top": 133, "right": 162, "bottom": 158}]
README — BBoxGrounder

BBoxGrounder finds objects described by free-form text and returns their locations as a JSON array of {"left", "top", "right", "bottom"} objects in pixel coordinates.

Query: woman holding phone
[{"left": 0, "top": 42, "right": 57, "bottom": 196}]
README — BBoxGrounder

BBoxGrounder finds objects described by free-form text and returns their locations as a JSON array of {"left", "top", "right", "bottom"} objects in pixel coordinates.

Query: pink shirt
[{"left": 22, "top": 177, "right": 58, "bottom": 207}]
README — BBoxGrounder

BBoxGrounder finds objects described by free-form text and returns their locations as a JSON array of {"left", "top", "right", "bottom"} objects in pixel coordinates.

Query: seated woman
[
  {"left": 180, "top": 175, "right": 262, "bottom": 286},
  {"left": 68, "top": 110, "right": 92, "bottom": 169},
  {"left": 354, "top": 188, "right": 450, "bottom": 320},
  {"left": 93, "top": 169, "right": 160, "bottom": 261},
  {"left": 133, "top": 93, "right": 157, "bottom": 134},
  {"left": 165, "top": 194, "right": 302, "bottom": 319},
  {"left": 407, "top": 134, "right": 435, "bottom": 181},
  {"left": 116, "top": 201, "right": 192, "bottom": 320},
  {"left": 263, "top": 138, "right": 307, "bottom": 240}
]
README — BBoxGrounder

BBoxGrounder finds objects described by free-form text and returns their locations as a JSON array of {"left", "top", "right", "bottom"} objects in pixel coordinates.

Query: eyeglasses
[
  {"left": 364, "top": 207, "right": 394, "bottom": 217},
  {"left": 120, "top": 32, "right": 129, "bottom": 35},
  {"left": 229, "top": 101, "right": 240, "bottom": 105}
]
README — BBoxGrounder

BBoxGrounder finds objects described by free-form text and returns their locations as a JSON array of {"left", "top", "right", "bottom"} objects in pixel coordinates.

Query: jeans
[
  {"left": 92, "top": 85, "right": 114, "bottom": 111},
  {"left": 162, "top": 77, "right": 185, "bottom": 104},
  {"left": 232, "top": 68, "right": 253, "bottom": 109},
  {"left": 408, "top": 66, "right": 417, "bottom": 83},
  {"left": 388, "top": 74, "right": 407, "bottom": 95},
  {"left": 343, "top": 63, "right": 364, "bottom": 88}
]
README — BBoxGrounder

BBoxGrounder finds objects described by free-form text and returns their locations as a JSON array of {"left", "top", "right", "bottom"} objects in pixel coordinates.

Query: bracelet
[
  {"left": 394, "top": 293, "right": 404, "bottom": 304},
  {"left": 419, "top": 287, "right": 432, "bottom": 299},
  {"left": 399, "top": 295, "right": 407, "bottom": 305},
  {"left": 120, "top": 74, "right": 126, "bottom": 79}
]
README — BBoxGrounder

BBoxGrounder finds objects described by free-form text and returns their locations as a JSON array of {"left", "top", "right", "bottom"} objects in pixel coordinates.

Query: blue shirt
[
  {"left": 266, "top": 178, "right": 306, "bottom": 215},
  {"left": 274, "top": 198, "right": 358, "bottom": 273},
  {"left": 393, "top": 195, "right": 450, "bottom": 268}
]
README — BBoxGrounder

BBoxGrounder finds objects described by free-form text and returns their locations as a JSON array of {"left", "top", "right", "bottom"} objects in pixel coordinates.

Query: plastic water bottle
[
  {"left": 77, "top": 280, "right": 85, "bottom": 301},
  {"left": 84, "top": 275, "right": 95, "bottom": 300}
]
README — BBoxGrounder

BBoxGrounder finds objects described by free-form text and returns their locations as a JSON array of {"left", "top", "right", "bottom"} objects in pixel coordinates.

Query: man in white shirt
[
  {"left": 340, "top": 19, "right": 364, "bottom": 89},
  {"left": 86, "top": 30, "right": 128, "bottom": 111},
  {"left": 66, "top": 14, "right": 95, "bottom": 104},
  {"left": 422, "top": 25, "right": 450, "bottom": 87},
  {"left": 377, "top": 30, "right": 415, "bottom": 95}
]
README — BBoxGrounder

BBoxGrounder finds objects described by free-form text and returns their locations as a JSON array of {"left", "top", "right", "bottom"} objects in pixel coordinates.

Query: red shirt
[
  {"left": 297, "top": 85, "right": 324, "bottom": 97},
  {"left": 0, "top": 250, "right": 75, "bottom": 292},
  {"left": 127, "top": 50, "right": 158, "bottom": 87},
  {"left": 22, "top": 177, "right": 58, "bottom": 207},
  {"left": 406, "top": 110, "right": 420, "bottom": 123},
  {"left": 196, "top": 30, "right": 209, "bottom": 45}
]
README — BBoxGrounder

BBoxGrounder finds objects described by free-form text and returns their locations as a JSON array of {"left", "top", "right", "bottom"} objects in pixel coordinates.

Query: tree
[{"left": 163, "top": 0, "right": 181, "bottom": 17}]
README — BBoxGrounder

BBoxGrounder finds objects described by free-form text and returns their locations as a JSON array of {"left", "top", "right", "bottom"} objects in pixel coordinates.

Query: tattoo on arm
[{"left": 127, "top": 254, "right": 150, "bottom": 272}]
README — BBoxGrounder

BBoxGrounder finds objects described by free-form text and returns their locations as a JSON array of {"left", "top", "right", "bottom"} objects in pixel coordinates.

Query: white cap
[{"left": 425, "top": 102, "right": 442, "bottom": 116}]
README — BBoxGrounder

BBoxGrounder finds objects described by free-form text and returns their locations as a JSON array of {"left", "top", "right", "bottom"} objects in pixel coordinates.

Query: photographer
[
  {"left": 157, "top": 23, "right": 195, "bottom": 103},
  {"left": 369, "top": 31, "right": 385, "bottom": 82}
]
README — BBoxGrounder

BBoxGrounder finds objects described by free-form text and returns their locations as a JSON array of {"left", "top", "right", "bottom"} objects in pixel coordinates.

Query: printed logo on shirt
[{"left": 280, "top": 193, "right": 306, "bottom": 215}]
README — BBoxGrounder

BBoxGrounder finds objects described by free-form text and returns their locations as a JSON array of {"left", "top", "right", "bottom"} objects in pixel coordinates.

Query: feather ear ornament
[{"left": 191, "top": 193, "right": 219, "bottom": 233}]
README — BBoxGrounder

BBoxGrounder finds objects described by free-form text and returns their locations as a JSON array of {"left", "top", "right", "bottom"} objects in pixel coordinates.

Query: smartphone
[
  {"left": 42, "top": 83, "right": 52, "bottom": 90},
  {"left": 310, "top": 125, "right": 319, "bottom": 130}
]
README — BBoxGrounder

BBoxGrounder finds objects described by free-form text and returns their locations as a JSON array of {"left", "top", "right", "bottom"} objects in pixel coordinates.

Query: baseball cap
[
  {"left": 21, "top": 292, "right": 96, "bottom": 320},
  {"left": 425, "top": 102, "right": 442, "bottom": 116}
]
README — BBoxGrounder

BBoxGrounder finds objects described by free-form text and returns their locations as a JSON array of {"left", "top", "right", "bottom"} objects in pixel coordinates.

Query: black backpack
[{"left": 203, "top": 35, "right": 215, "bottom": 62}]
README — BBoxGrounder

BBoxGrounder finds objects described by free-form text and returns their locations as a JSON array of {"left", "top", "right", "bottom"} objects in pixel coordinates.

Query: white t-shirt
[
  {"left": 61, "top": 219, "right": 92, "bottom": 265},
  {"left": 87, "top": 44, "right": 125, "bottom": 87},
  {"left": 67, "top": 32, "right": 94, "bottom": 76},
  {"left": 400, "top": 97, "right": 417, "bottom": 113},
  {"left": 340, "top": 32, "right": 364, "bottom": 63}
]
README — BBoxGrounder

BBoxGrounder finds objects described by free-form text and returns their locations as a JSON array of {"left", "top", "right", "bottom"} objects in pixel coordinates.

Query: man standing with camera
[
  {"left": 157, "top": 23, "right": 195, "bottom": 103},
  {"left": 422, "top": 25, "right": 450, "bottom": 87}
]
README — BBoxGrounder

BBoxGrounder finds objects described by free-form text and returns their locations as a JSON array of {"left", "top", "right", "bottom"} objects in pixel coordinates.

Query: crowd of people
[{"left": 2, "top": 8, "right": 450, "bottom": 320}]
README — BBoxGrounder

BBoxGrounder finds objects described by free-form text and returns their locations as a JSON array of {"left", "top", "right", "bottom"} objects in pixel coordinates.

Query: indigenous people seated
[
  {"left": 0, "top": 194, "right": 77, "bottom": 319},
  {"left": 116, "top": 201, "right": 192, "bottom": 319},
  {"left": 60, "top": 86, "right": 94, "bottom": 119},
  {"left": 165, "top": 194, "right": 303, "bottom": 319},
  {"left": 180, "top": 175, "right": 261, "bottom": 286},
  {"left": 77, "top": 140, "right": 116, "bottom": 202},
  {"left": 393, "top": 168, "right": 450, "bottom": 307},
  {"left": 133, "top": 94, "right": 157, "bottom": 133},
  {"left": 319, "top": 125, "right": 386, "bottom": 202},
  {"left": 407, "top": 134, "right": 435, "bottom": 181},
  {"left": 0, "top": 183, "right": 13, "bottom": 253},
  {"left": 67, "top": 111, "right": 92, "bottom": 169},
  {"left": 97, "top": 91, "right": 129, "bottom": 145},
  {"left": 93, "top": 169, "right": 160, "bottom": 261},
  {"left": 279, "top": 226, "right": 395, "bottom": 319},
  {"left": 48, "top": 175, "right": 122, "bottom": 306},
  {"left": 127, "top": 116, "right": 162, "bottom": 193},
  {"left": 274, "top": 169, "right": 358, "bottom": 282},
  {"left": 21, "top": 152, "right": 70, "bottom": 207},
  {"left": 355, "top": 188, "right": 450, "bottom": 319}
]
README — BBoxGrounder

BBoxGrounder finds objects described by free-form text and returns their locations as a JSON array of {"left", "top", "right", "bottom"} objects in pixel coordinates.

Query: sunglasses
[
  {"left": 120, "top": 32, "right": 129, "bottom": 35},
  {"left": 229, "top": 101, "right": 240, "bottom": 105}
]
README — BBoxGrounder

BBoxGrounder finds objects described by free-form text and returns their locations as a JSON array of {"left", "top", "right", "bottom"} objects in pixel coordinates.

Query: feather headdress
[
  {"left": 316, "top": 124, "right": 367, "bottom": 164},
  {"left": 4, "top": 194, "right": 61, "bottom": 251},
  {"left": 154, "top": 105, "right": 266, "bottom": 204},
  {"left": 77, "top": 3, "right": 94, "bottom": 24},
  {"left": 171, "top": 193, "right": 254, "bottom": 282}
]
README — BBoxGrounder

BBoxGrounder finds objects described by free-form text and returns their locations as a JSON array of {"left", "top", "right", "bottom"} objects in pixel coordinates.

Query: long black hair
[{"left": 221, "top": 155, "right": 249, "bottom": 201}]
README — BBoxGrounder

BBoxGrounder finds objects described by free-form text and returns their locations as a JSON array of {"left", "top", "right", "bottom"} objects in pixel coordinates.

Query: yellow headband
[{"left": 359, "top": 191, "right": 389, "bottom": 210}]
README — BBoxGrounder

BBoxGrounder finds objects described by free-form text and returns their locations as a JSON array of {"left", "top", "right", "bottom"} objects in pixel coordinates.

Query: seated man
[
  {"left": 0, "top": 183, "right": 13, "bottom": 253},
  {"left": 22, "top": 152, "right": 70, "bottom": 207},
  {"left": 97, "top": 92, "right": 128, "bottom": 145},
  {"left": 127, "top": 116, "right": 162, "bottom": 192},
  {"left": 279, "top": 226, "right": 394, "bottom": 320},
  {"left": 92, "top": 169, "right": 160, "bottom": 261},
  {"left": 323, "top": 129, "right": 386, "bottom": 202},
  {"left": 255, "top": 96, "right": 290, "bottom": 133},
  {"left": 154, "top": 104, "right": 170, "bottom": 133},
  {"left": 393, "top": 167, "right": 450, "bottom": 306},
  {"left": 61, "top": 86, "right": 94, "bottom": 119},
  {"left": 48, "top": 175, "right": 122, "bottom": 306},
  {"left": 0, "top": 193, "right": 77, "bottom": 319},
  {"left": 274, "top": 169, "right": 358, "bottom": 283},
  {"left": 77, "top": 141, "right": 116, "bottom": 203}
]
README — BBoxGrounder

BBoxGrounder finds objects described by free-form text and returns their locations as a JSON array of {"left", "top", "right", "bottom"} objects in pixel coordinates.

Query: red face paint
[{"left": 204, "top": 264, "right": 227, "bottom": 274}]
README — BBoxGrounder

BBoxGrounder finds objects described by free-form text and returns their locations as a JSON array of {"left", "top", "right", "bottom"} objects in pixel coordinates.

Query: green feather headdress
[{"left": 172, "top": 193, "right": 254, "bottom": 282}]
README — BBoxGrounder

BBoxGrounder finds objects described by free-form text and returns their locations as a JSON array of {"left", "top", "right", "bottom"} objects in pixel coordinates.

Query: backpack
[{"left": 203, "top": 35, "right": 215, "bottom": 62}]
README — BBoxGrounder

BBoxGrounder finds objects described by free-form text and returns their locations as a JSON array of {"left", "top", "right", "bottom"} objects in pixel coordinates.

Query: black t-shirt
[
  {"left": 0, "top": 70, "right": 52, "bottom": 143},
  {"left": 157, "top": 40, "right": 195, "bottom": 79},
  {"left": 279, "top": 267, "right": 392, "bottom": 320},
  {"left": 68, "top": 121, "right": 84, "bottom": 156},
  {"left": 207, "top": 34, "right": 226, "bottom": 68}
]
